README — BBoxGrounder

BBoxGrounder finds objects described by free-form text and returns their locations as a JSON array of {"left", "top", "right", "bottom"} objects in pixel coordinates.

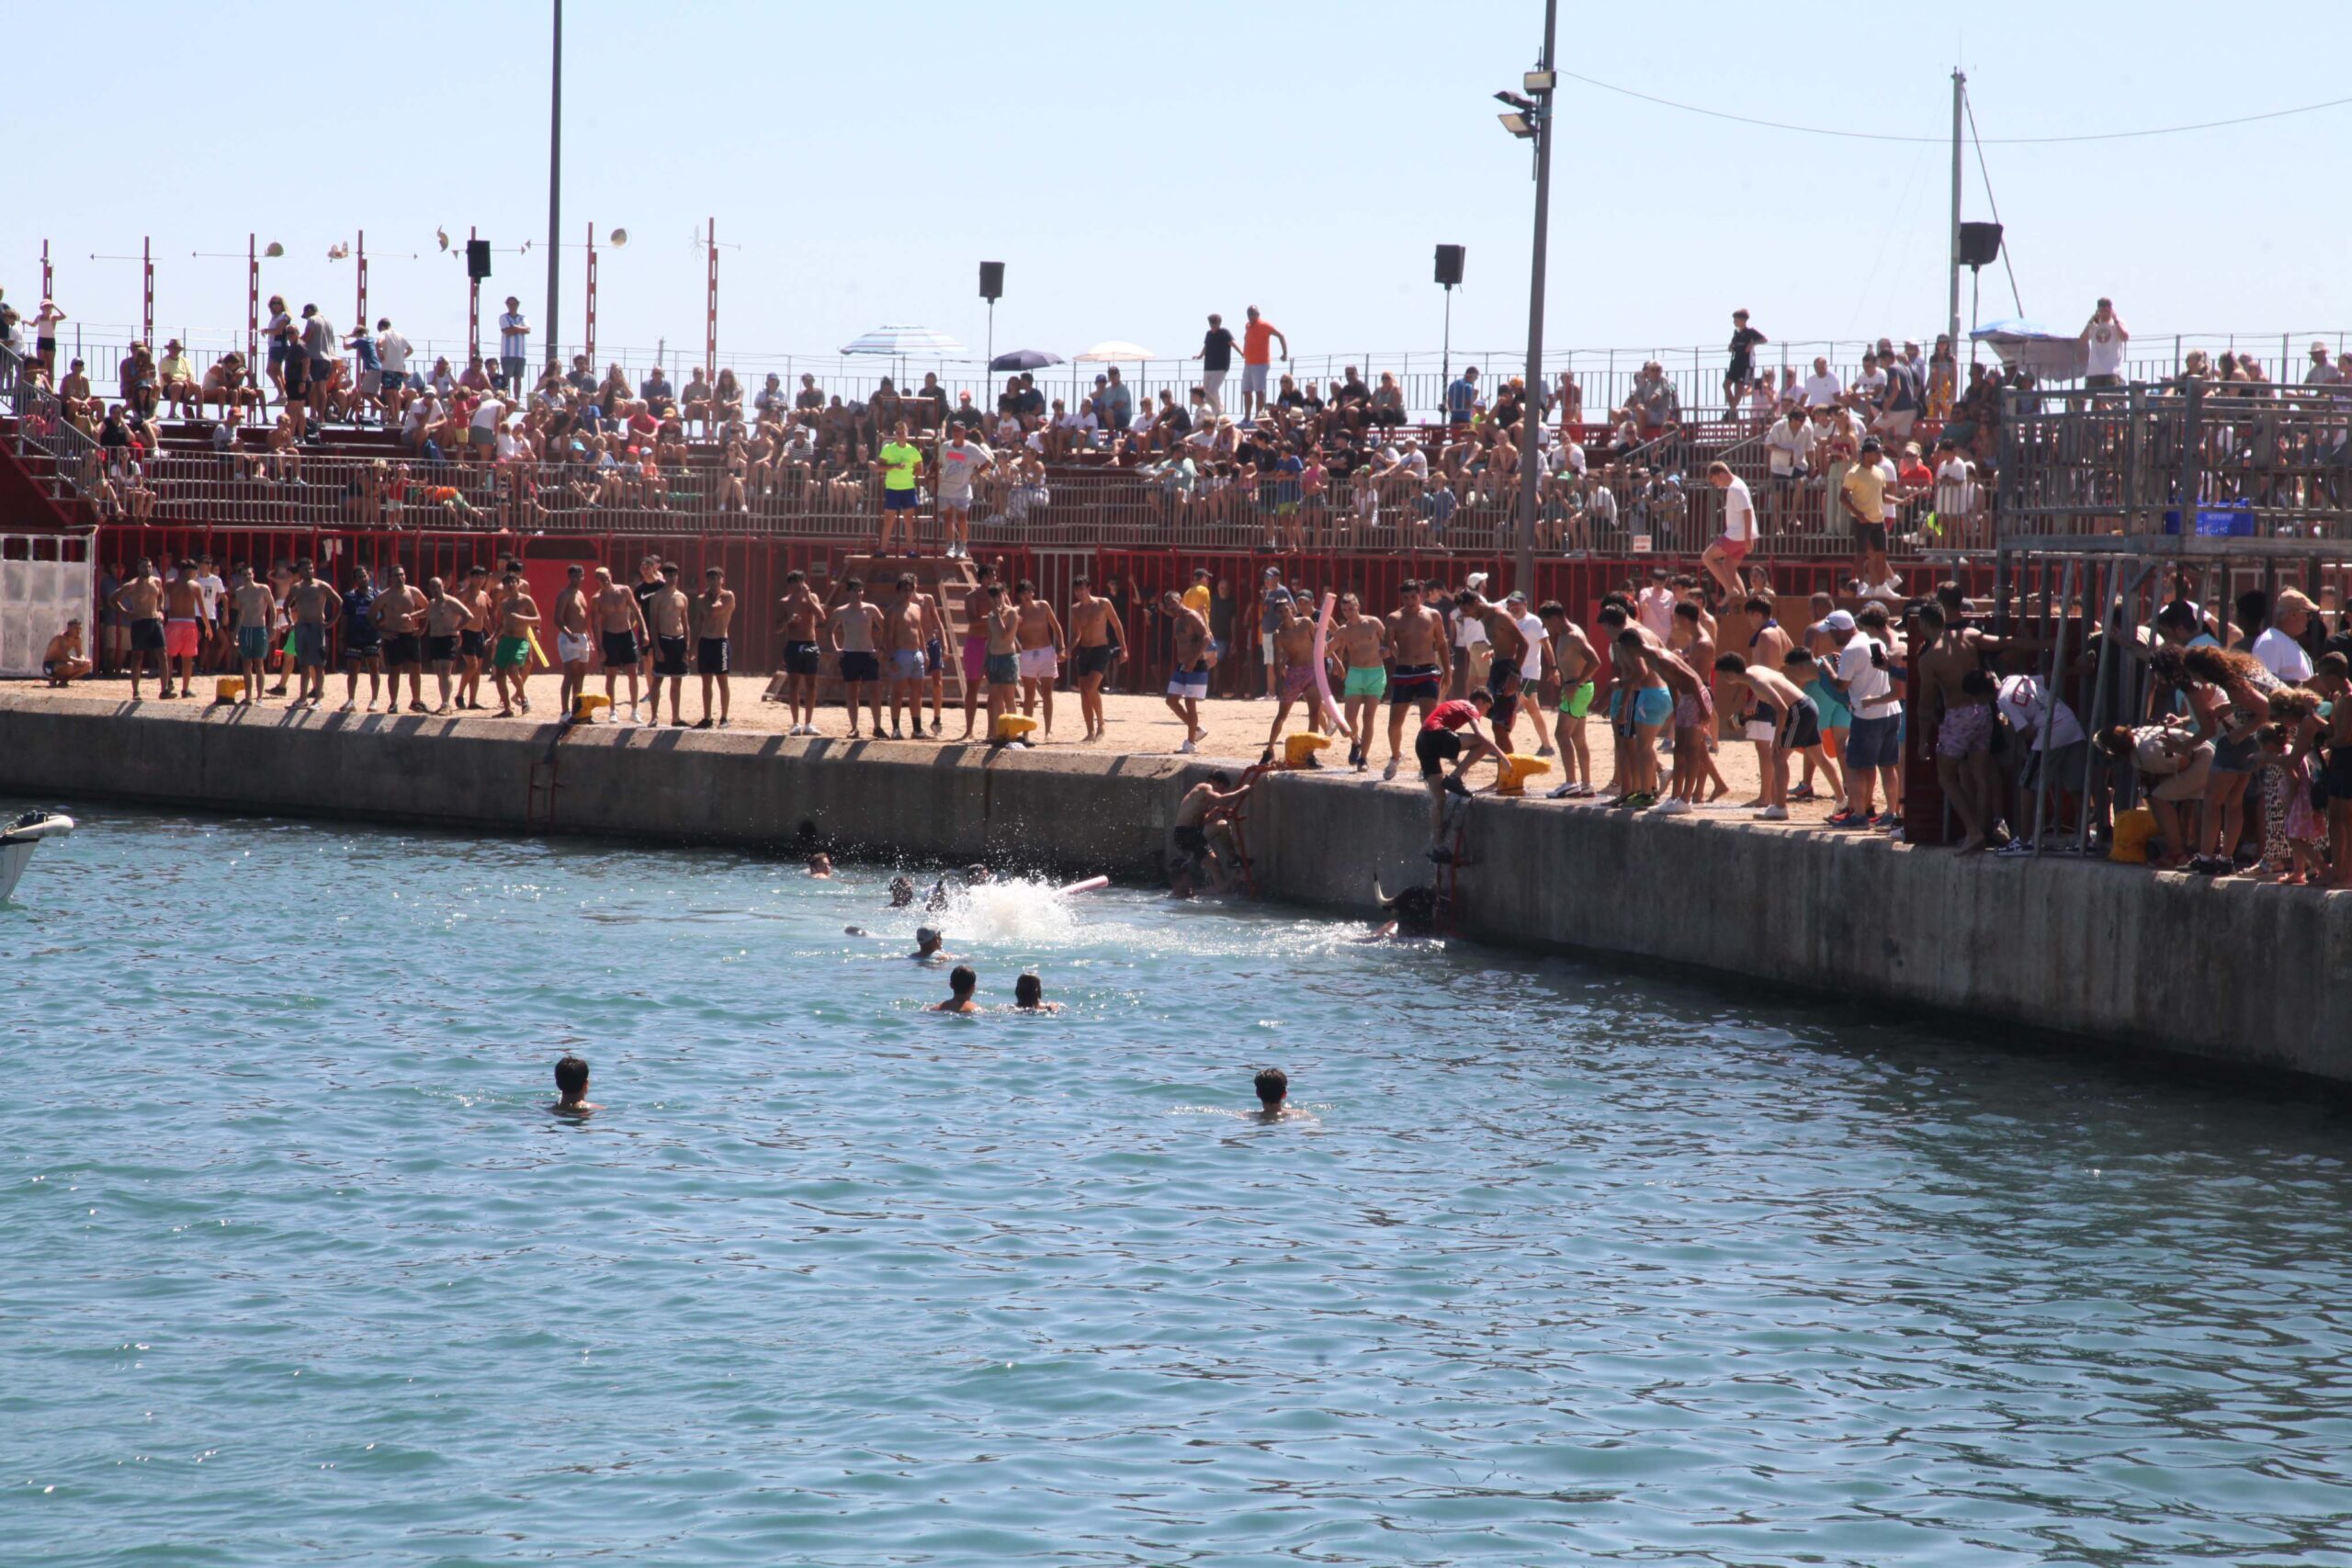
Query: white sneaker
[
  {"left": 1177, "top": 739, "right": 1197, "bottom": 754},
  {"left": 1382, "top": 757, "right": 1400, "bottom": 781},
  {"left": 1546, "top": 781, "right": 1578, "bottom": 799},
  {"left": 1651, "top": 799, "right": 1691, "bottom": 816},
  {"left": 1757, "top": 805, "right": 1790, "bottom": 820}
]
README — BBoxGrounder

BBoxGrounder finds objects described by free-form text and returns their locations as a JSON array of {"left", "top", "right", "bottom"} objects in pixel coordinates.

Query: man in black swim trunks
[
  {"left": 645, "top": 563, "right": 693, "bottom": 727},
  {"left": 1382, "top": 579, "right": 1448, "bottom": 779},
  {"left": 1416, "top": 688, "right": 1500, "bottom": 854},
  {"left": 1169, "top": 770, "right": 1252, "bottom": 891},
  {"left": 693, "top": 565, "right": 737, "bottom": 728},
  {"left": 776, "top": 569, "right": 823, "bottom": 735},
  {"left": 594, "top": 565, "right": 648, "bottom": 719},
  {"left": 372, "top": 564, "right": 429, "bottom": 714},
  {"left": 1067, "top": 575, "right": 1125, "bottom": 744}
]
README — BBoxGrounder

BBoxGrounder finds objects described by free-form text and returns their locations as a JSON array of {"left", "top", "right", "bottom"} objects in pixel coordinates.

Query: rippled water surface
[{"left": 6, "top": 809, "right": 2352, "bottom": 1566}]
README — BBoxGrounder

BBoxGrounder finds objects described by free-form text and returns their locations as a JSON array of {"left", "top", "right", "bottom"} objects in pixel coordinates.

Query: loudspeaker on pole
[
  {"left": 467, "top": 239, "right": 493, "bottom": 279},
  {"left": 1957, "top": 222, "right": 2003, "bottom": 269},
  {"left": 978, "top": 261, "right": 1004, "bottom": 301},
  {"left": 1433, "top": 244, "right": 1465, "bottom": 287}
]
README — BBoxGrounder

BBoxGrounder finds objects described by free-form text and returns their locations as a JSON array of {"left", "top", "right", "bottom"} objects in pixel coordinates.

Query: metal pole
[
  {"left": 1441, "top": 285, "right": 1453, "bottom": 411},
  {"left": 1947, "top": 69, "right": 1964, "bottom": 374},
  {"left": 545, "top": 0, "right": 562, "bottom": 367},
  {"left": 584, "top": 220, "right": 597, "bottom": 366},
  {"left": 705, "top": 219, "right": 718, "bottom": 384},
  {"left": 141, "top": 236, "right": 153, "bottom": 346},
  {"left": 356, "top": 229, "right": 368, "bottom": 332},
  {"left": 247, "top": 234, "right": 258, "bottom": 371},
  {"left": 40, "top": 239, "right": 51, "bottom": 303},
  {"left": 985, "top": 298, "right": 994, "bottom": 415},
  {"left": 1514, "top": 0, "right": 1557, "bottom": 598}
]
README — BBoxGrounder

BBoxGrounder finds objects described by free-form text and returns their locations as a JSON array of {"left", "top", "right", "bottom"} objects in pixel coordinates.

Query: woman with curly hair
[{"left": 2181, "top": 644, "right": 2283, "bottom": 874}]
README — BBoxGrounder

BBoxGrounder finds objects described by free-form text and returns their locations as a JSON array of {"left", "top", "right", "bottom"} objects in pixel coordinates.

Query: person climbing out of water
[
  {"left": 1170, "top": 771, "right": 1254, "bottom": 892},
  {"left": 1012, "top": 973, "right": 1061, "bottom": 1013},
  {"left": 550, "top": 1054, "right": 600, "bottom": 1116},
  {"left": 929, "top": 964, "right": 980, "bottom": 1013},
  {"left": 1417, "top": 689, "right": 1501, "bottom": 858}
]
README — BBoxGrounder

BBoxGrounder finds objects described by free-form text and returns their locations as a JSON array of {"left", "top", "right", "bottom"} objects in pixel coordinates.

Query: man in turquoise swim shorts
[
  {"left": 1329, "top": 592, "right": 1389, "bottom": 772},
  {"left": 1596, "top": 602, "right": 1670, "bottom": 807}
]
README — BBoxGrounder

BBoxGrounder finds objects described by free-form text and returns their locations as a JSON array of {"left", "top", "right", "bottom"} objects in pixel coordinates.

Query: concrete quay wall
[{"left": 3, "top": 693, "right": 2344, "bottom": 1085}]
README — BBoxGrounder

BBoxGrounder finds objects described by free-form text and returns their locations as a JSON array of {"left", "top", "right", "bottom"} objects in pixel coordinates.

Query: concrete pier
[{"left": 4, "top": 691, "right": 2345, "bottom": 1084}]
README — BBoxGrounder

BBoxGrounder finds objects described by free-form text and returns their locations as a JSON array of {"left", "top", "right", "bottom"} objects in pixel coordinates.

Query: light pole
[
  {"left": 1496, "top": 0, "right": 1557, "bottom": 598},
  {"left": 545, "top": 0, "right": 562, "bottom": 368}
]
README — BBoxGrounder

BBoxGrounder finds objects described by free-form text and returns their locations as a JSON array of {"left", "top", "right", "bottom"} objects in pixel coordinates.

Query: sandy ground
[{"left": 17, "top": 670, "right": 1865, "bottom": 830}]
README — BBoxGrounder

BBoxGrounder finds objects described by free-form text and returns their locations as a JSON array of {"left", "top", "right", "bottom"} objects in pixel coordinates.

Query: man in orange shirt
[{"left": 1238, "top": 305, "right": 1289, "bottom": 423}]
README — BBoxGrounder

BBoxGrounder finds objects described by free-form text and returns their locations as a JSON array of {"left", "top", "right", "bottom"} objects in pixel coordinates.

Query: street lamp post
[{"left": 1496, "top": 0, "right": 1558, "bottom": 599}]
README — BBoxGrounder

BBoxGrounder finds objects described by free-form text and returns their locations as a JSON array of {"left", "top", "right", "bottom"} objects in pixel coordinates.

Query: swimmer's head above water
[
  {"left": 888, "top": 875, "right": 916, "bottom": 908},
  {"left": 913, "top": 927, "right": 945, "bottom": 958},
  {"left": 552, "top": 1053, "right": 599, "bottom": 1114},
  {"left": 1253, "top": 1067, "right": 1287, "bottom": 1111},
  {"left": 807, "top": 853, "right": 832, "bottom": 878}
]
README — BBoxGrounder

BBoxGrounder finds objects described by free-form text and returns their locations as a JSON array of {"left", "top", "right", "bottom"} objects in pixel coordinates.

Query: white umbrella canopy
[
  {"left": 1076, "top": 340, "right": 1154, "bottom": 361},
  {"left": 841, "top": 324, "right": 966, "bottom": 356}
]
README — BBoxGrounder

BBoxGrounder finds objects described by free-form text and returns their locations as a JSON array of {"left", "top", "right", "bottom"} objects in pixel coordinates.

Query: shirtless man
[
  {"left": 153, "top": 559, "right": 207, "bottom": 701},
  {"left": 915, "top": 579, "right": 949, "bottom": 736},
  {"left": 645, "top": 564, "right": 693, "bottom": 727},
  {"left": 112, "top": 558, "right": 166, "bottom": 699},
  {"left": 1624, "top": 633, "right": 1712, "bottom": 813},
  {"left": 230, "top": 567, "right": 275, "bottom": 705},
  {"left": 1665, "top": 602, "right": 1729, "bottom": 806},
  {"left": 883, "top": 574, "right": 930, "bottom": 739},
  {"left": 1713, "top": 651, "right": 1828, "bottom": 820},
  {"left": 776, "top": 570, "right": 824, "bottom": 735},
  {"left": 594, "top": 566, "right": 648, "bottom": 718},
  {"left": 1261, "top": 591, "right": 1330, "bottom": 764},
  {"left": 283, "top": 558, "right": 339, "bottom": 706},
  {"left": 1329, "top": 593, "right": 1389, "bottom": 771},
  {"left": 1728, "top": 594, "right": 1795, "bottom": 806},
  {"left": 979, "top": 583, "right": 1023, "bottom": 733},
  {"left": 1915, "top": 598, "right": 2005, "bottom": 852},
  {"left": 423, "top": 577, "right": 472, "bottom": 714},
  {"left": 553, "top": 564, "right": 594, "bottom": 717},
  {"left": 928, "top": 964, "right": 981, "bottom": 1014},
  {"left": 550, "top": 1054, "right": 601, "bottom": 1117},
  {"left": 1013, "top": 580, "right": 1066, "bottom": 738},
  {"left": 826, "top": 577, "right": 888, "bottom": 738},
  {"left": 372, "top": 565, "right": 429, "bottom": 715},
  {"left": 1539, "top": 602, "right": 1599, "bottom": 797},
  {"left": 693, "top": 565, "right": 737, "bottom": 728},
  {"left": 492, "top": 570, "right": 542, "bottom": 715},
  {"left": 958, "top": 562, "right": 1001, "bottom": 740},
  {"left": 1456, "top": 592, "right": 1533, "bottom": 751},
  {"left": 1161, "top": 590, "right": 1213, "bottom": 754},
  {"left": 1170, "top": 770, "right": 1252, "bottom": 891},
  {"left": 41, "top": 620, "right": 92, "bottom": 686},
  {"left": 1597, "top": 603, "right": 1669, "bottom": 806},
  {"left": 1382, "top": 580, "right": 1449, "bottom": 779},
  {"left": 1066, "top": 575, "right": 1125, "bottom": 743},
  {"left": 455, "top": 565, "right": 494, "bottom": 712}
]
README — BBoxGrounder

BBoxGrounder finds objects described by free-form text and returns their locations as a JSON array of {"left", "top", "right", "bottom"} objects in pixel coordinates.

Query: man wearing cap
[
  {"left": 1256, "top": 568, "right": 1293, "bottom": 700},
  {"left": 497, "top": 297, "right": 529, "bottom": 395},
  {"left": 1724, "top": 310, "right": 1765, "bottom": 417},
  {"left": 158, "top": 340, "right": 200, "bottom": 419}
]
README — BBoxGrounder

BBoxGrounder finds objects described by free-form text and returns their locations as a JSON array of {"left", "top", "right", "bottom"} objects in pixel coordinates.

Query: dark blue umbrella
[{"left": 989, "top": 349, "right": 1065, "bottom": 372}]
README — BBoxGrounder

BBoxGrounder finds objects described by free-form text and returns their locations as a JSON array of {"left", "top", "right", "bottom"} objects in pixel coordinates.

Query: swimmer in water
[
  {"left": 550, "top": 1054, "right": 600, "bottom": 1116},
  {"left": 807, "top": 852, "right": 833, "bottom": 878},
  {"left": 1253, "top": 1066, "right": 1288, "bottom": 1119},
  {"left": 928, "top": 964, "right": 980, "bottom": 1012},
  {"left": 910, "top": 927, "right": 956, "bottom": 962},
  {"left": 888, "top": 874, "right": 916, "bottom": 908},
  {"left": 1012, "top": 973, "right": 1061, "bottom": 1013},
  {"left": 926, "top": 878, "right": 954, "bottom": 911}
]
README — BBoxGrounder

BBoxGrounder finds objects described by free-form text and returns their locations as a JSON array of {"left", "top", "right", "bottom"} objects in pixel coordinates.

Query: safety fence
[
  {"left": 1998, "top": 381, "right": 2352, "bottom": 540},
  {"left": 38, "top": 320, "right": 2350, "bottom": 433}
]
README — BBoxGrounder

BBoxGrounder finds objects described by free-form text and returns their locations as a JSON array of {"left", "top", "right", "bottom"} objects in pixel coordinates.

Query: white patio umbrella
[{"left": 1076, "top": 340, "right": 1153, "bottom": 362}]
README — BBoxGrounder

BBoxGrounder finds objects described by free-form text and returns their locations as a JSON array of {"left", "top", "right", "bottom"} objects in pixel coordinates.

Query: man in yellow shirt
[
  {"left": 158, "top": 339, "right": 200, "bottom": 419},
  {"left": 875, "top": 419, "right": 924, "bottom": 557},
  {"left": 1182, "top": 567, "right": 1213, "bottom": 619},
  {"left": 1839, "top": 436, "right": 1892, "bottom": 596}
]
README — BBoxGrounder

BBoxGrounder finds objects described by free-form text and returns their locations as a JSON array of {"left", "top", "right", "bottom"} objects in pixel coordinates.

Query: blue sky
[{"left": 6, "top": 1, "right": 2345, "bottom": 371}]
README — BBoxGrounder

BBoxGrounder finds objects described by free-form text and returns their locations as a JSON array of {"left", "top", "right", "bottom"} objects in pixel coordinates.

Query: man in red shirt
[
  {"left": 1416, "top": 689, "right": 1501, "bottom": 858},
  {"left": 1238, "top": 305, "right": 1289, "bottom": 423}
]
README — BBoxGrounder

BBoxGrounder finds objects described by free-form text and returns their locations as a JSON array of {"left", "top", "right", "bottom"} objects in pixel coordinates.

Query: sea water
[{"left": 6, "top": 810, "right": 2351, "bottom": 1566}]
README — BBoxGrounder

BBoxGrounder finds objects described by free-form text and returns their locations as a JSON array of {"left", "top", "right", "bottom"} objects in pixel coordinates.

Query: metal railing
[
  {"left": 1998, "top": 380, "right": 2352, "bottom": 541},
  {"left": 0, "top": 341, "right": 102, "bottom": 517}
]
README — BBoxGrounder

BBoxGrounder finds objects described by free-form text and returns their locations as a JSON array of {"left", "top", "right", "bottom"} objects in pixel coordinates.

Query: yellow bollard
[
  {"left": 1493, "top": 751, "right": 1553, "bottom": 796},
  {"left": 991, "top": 714, "right": 1038, "bottom": 743},
  {"left": 214, "top": 677, "right": 245, "bottom": 704},
  {"left": 571, "top": 694, "right": 612, "bottom": 723},
  {"left": 1282, "top": 732, "right": 1332, "bottom": 769}
]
